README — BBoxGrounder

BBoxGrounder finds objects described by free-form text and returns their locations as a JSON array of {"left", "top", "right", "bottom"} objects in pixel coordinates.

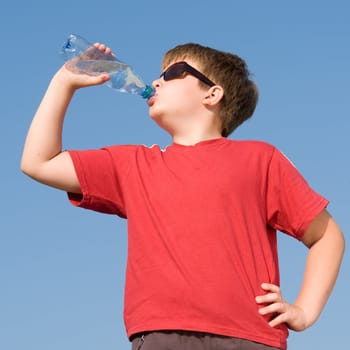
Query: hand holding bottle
[
  {"left": 61, "top": 34, "right": 154, "bottom": 99},
  {"left": 58, "top": 42, "right": 112, "bottom": 91}
]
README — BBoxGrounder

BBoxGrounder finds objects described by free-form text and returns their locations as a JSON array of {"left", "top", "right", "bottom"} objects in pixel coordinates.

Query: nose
[{"left": 152, "top": 77, "right": 161, "bottom": 89}]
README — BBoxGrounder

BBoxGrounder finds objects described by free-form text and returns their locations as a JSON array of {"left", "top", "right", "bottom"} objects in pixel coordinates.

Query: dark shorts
[{"left": 131, "top": 331, "right": 282, "bottom": 350}]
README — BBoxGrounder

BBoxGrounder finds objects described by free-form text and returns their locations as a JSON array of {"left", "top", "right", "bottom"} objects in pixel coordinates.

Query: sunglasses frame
[{"left": 160, "top": 61, "right": 216, "bottom": 87}]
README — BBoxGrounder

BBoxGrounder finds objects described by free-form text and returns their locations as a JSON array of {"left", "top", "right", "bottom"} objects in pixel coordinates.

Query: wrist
[
  {"left": 51, "top": 67, "right": 79, "bottom": 93},
  {"left": 293, "top": 302, "right": 318, "bottom": 330}
]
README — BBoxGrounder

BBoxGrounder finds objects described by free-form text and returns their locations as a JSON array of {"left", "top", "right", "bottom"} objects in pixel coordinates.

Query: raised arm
[
  {"left": 21, "top": 44, "right": 111, "bottom": 193},
  {"left": 256, "top": 209, "right": 345, "bottom": 331}
]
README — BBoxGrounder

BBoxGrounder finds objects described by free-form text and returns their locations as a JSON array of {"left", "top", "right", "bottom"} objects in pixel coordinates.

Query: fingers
[
  {"left": 256, "top": 292, "right": 282, "bottom": 304},
  {"left": 256, "top": 283, "right": 286, "bottom": 327},
  {"left": 257, "top": 299, "right": 287, "bottom": 316},
  {"left": 87, "top": 73, "right": 110, "bottom": 85},
  {"left": 93, "top": 42, "right": 112, "bottom": 55},
  {"left": 260, "top": 282, "right": 281, "bottom": 293},
  {"left": 255, "top": 283, "right": 308, "bottom": 331},
  {"left": 81, "top": 73, "right": 110, "bottom": 87},
  {"left": 264, "top": 303, "right": 307, "bottom": 331},
  {"left": 93, "top": 42, "right": 115, "bottom": 59},
  {"left": 78, "top": 42, "right": 115, "bottom": 62},
  {"left": 59, "top": 64, "right": 110, "bottom": 88},
  {"left": 62, "top": 40, "right": 114, "bottom": 88},
  {"left": 268, "top": 311, "right": 289, "bottom": 328},
  {"left": 256, "top": 283, "right": 283, "bottom": 304}
]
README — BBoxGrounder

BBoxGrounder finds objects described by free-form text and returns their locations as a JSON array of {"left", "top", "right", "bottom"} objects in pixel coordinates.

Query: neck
[
  {"left": 159, "top": 105, "right": 223, "bottom": 146},
  {"left": 172, "top": 129, "right": 222, "bottom": 146}
]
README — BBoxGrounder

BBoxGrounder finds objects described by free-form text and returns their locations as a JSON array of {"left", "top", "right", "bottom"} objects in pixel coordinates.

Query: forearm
[
  {"left": 21, "top": 71, "right": 75, "bottom": 177},
  {"left": 21, "top": 45, "right": 111, "bottom": 191},
  {"left": 256, "top": 211, "right": 345, "bottom": 331},
  {"left": 294, "top": 217, "right": 345, "bottom": 329}
]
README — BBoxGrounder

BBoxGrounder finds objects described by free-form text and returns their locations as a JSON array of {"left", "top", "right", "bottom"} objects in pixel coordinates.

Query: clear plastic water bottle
[{"left": 60, "top": 34, "right": 154, "bottom": 99}]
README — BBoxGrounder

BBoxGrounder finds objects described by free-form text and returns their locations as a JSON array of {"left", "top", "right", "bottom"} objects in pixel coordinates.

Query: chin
[
  {"left": 149, "top": 108, "right": 164, "bottom": 123},
  {"left": 149, "top": 113, "right": 173, "bottom": 133}
]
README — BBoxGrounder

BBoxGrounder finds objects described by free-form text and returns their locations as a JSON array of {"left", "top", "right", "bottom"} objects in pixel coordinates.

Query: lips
[{"left": 147, "top": 95, "right": 156, "bottom": 107}]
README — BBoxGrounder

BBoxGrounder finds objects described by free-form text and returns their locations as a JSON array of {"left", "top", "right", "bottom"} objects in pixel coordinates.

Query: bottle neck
[{"left": 141, "top": 85, "right": 154, "bottom": 99}]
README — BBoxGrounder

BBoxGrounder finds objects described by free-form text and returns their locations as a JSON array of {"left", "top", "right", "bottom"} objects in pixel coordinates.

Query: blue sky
[{"left": 1, "top": 1, "right": 349, "bottom": 349}]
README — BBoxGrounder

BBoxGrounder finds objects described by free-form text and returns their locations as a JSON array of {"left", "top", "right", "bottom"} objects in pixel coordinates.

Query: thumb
[
  {"left": 82, "top": 73, "right": 110, "bottom": 87},
  {"left": 93, "top": 73, "right": 110, "bottom": 83}
]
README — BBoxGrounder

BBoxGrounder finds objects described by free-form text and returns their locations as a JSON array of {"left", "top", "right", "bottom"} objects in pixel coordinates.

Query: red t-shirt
[{"left": 68, "top": 138, "right": 328, "bottom": 349}]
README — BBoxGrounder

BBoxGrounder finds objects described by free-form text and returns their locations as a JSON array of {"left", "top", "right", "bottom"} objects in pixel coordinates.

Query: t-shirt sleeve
[
  {"left": 266, "top": 148, "right": 329, "bottom": 240},
  {"left": 67, "top": 146, "right": 136, "bottom": 218}
]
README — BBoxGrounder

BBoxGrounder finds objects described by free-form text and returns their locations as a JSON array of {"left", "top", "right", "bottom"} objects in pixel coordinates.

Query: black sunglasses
[{"left": 160, "top": 61, "right": 216, "bottom": 87}]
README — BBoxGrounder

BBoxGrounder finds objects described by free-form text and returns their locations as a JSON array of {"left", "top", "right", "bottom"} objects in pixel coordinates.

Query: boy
[{"left": 21, "top": 42, "right": 344, "bottom": 350}]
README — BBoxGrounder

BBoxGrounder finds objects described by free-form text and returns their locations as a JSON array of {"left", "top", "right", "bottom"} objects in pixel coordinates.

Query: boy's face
[{"left": 148, "top": 59, "right": 214, "bottom": 136}]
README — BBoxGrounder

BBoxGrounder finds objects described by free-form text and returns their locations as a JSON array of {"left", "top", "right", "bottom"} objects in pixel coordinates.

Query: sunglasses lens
[{"left": 163, "top": 63, "right": 186, "bottom": 81}]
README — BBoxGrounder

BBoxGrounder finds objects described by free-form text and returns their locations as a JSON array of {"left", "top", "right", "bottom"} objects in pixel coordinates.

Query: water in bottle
[{"left": 61, "top": 34, "right": 154, "bottom": 99}]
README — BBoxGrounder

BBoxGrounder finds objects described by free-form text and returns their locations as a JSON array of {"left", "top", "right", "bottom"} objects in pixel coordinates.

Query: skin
[
  {"left": 256, "top": 209, "right": 344, "bottom": 331},
  {"left": 148, "top": 58, "right": 224, "bottom": 145},
  {"left": 21, "top": 43, "right": 345, "bottom": 332},
  {"left": 21, "top": 43, "right": 111, "bottom": 194}
]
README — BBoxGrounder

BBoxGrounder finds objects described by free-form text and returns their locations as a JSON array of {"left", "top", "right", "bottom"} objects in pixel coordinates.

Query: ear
[{"left": 203, "top": 85, "right": 224, "bottom": 107}]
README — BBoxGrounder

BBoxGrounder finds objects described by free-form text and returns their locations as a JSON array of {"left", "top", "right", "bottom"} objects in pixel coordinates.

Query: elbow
[
  {"left": 20, "top": 157, "right": 39, "bottom": 180},
  {"left": 20, "top": 157, "right": 31, "bottom": 176}
]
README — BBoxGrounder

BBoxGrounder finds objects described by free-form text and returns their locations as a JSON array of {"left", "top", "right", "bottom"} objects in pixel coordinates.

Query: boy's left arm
[{"left": 256, "top": 209, "right": 345, "bottom": 331}]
